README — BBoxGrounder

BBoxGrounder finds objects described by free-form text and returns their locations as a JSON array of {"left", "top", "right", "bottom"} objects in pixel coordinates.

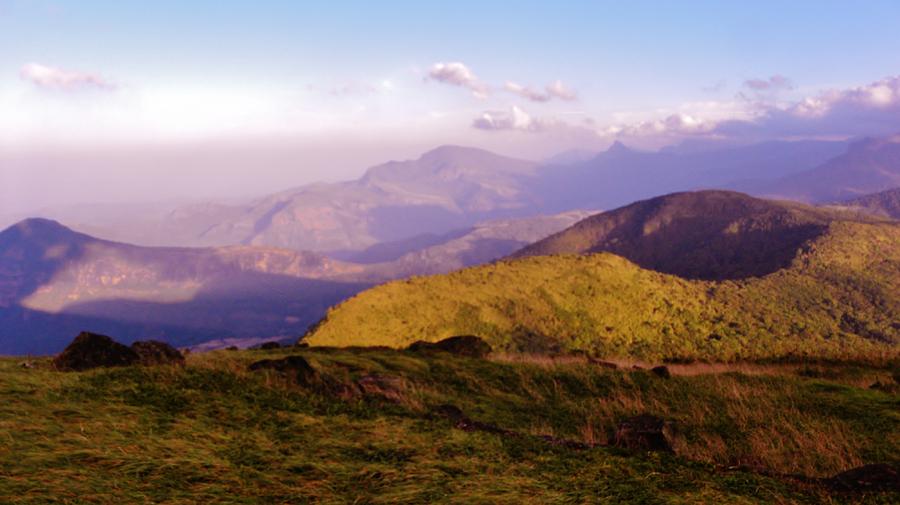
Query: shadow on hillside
[{"left": 1, "top": 272, "right": 372, "bottom": 355}]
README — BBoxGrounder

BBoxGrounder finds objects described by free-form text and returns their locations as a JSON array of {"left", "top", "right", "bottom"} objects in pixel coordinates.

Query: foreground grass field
[{"left": 1, "top": 347, "right": 897, "bottom": 504}]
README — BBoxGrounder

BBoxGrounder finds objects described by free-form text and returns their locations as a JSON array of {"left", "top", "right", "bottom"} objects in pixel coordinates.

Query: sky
[{"left": 3, "top": 0, "right": 900, "bottom": 214}]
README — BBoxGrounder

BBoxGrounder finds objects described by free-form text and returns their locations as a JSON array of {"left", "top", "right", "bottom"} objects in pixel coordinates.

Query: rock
[
  {"left": 651, "top": 366, "right": 671, "bottom": 379},
  {"left": 613, "top": 414, "right": 673, "bottom": 452},
  {"left": 225, "top": 346, "right": 239, "bottom": 351},
  {"left": 131, "top": 340, "right": 185, "bottom": 366},
  {"left": 53, "top": 331, "right": 140, "bottom": 371},
  {"left": 248, "top": 355, "right": 317, "bottom": 385},
  {"left": 258, "top": 341, "right": 282, "bottom": 350},
  {"left": 431, "top": 404, "right": 467, "bottom": 423},
  {"left": 407, "top": 335, "right": 492, "bottom": 358},
  {"left": 355, "top": 373, "right": 406, "bottom": 403},
  {"left": 828, "top": 463, "right": 899, "bottom": 493}
]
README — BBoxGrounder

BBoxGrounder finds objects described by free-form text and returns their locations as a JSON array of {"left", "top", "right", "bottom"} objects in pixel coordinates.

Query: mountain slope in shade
[
  {"left": 831, "top": 187, "right": 900, "bottom": 219},
  {"left": 305, "top": 218, "right": 900, "bottom": 361},
  {"left": 759, "top": 136, "right": 900, "bottom": 203},
  {"left": 0, "top": 219, "right": 370, "bottom": 354},
  {"left": 512, "top": 190, "right": 881, "bottom": 280}
]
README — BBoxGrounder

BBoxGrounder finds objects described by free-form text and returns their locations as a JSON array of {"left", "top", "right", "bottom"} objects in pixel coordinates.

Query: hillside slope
[
  {"left": 759, "top": 136, "right": 900, "bottom": 203},
  {"left": 833, "top": 187, "right": 900, "bottom": 219},
  {"left": 366, "top": 210, "right": 594, "bottom": 277},
  {"left": 513, "top": 190, "right": 877, "bottom": 280},
  {"left": 305, "top": 219, "right": 900, "bottom": 361},
  {"left": 0, "top": 219, "right": 370, "bottom": 354}
]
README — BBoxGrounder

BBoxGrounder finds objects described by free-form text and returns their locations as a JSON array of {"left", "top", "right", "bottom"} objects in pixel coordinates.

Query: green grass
[
  {"left": 306, "top": 221, "right": 900, "bottom": 361},
  {"left": 1, "top": 348, "right": 898, "bottom": 504}
]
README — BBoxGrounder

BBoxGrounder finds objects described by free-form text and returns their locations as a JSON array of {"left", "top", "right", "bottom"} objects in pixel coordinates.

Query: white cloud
[
  {"left": 743, "top": 74, "right": 792, "bottom": 91},
  {"left": 504, "top": 79, "right": 577, "bottom": 102},
  {"left": 603, "top": 113, "right": 714, "bottom": 138},
  {"left": 546, "top": 80, "right": 577, "bottom": 101},
  {"left": 473, "top": 106, "right": 552, "bottom": 132},
  {"left": 427, "top": 62, "right": 488, "bottom": 98},
  {"left": 20, "top": 62, "right": 114, "bottom": 91},
  {"left": 715, "top": 74, "right": 900, "bottom": 139}
]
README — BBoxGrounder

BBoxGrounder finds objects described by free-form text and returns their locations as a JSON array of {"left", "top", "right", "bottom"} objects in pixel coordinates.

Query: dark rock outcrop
[
  {"left": 53, "top": 331, "right": 140, "bottom": 371},
  {"left": 828, "top": 463, "right": 899, "bottom": 493},
  {"left": 613, "top": 414, "right": 673, "bottom": 452},
  {"left": 258, "top": 341, "right": 282, "bottom": 350},
  {"left": 407, "top": 335, "right": 492, "bottom": 358},
  {"left": 651, "top": 365, "right": 672, "bottom": 379},
  {"left": 248, "top": 355, "right": 317, "bottom": 385},
  {"left": 131, "top": 340, "right": 185, "bottom": 366}
]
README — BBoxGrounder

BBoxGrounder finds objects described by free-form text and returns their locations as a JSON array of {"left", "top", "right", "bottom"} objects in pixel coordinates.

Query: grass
[
  {"left": 1, "top": 347, "right": 898, "bottom": 504},
  {"left": 306, "top": 221, "right": 900, "bottom": 361}
]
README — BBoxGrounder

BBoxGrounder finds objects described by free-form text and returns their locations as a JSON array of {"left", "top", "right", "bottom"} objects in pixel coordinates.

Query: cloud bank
[{"left": 20, "top": 63, "right": 115, "bottom": 91}]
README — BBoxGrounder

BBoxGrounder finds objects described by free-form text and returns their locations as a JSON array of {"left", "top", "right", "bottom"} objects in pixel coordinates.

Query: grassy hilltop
[
  {"left": 305, "top": 192, "right": 900, "bottom": 362},
  {"left": 1, "top": 347, "right": 898, "bottom": 504}
]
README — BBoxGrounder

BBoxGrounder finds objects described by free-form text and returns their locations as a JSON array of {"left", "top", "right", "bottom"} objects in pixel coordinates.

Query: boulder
[
  {"left": 613, "top": 414, "right": 673, "bottom": 452},
  {"left": 828, "top": 463, "right": 899, "bottom": 493},
  {"left": 131, "top": 340, "right": 185, "bottom": 366},
  {"left": 53, "top": 332, "right": 140, "bottom": 371},
  {"left": 258, "top": 341, "right": 282, "bottom": 350},
  {"left": 407, "top": 335, "right": 492, "bottom": 358},
  {"left": 651, "top": 366, "right": 672, "bottom": 379},
  {"left": 248, "top": 355, "right": 317, "bottom": 386}
]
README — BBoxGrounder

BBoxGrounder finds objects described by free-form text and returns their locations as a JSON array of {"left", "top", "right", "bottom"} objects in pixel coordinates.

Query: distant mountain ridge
[
  {"left": 831, "top": 187, "right": 900, "bottom": 219},
  {"left": 755, "top": 136, "right": 900, "bottom": 202},
  {"left": 27, "top": 138, "right": 864, "bottom": 253}
]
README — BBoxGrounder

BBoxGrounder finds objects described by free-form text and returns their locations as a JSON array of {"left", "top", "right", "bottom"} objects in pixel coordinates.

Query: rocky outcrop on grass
[
  {"left": 53, "top": 332, "right": 140, "bottom": 371},
  {"left": 408, "top": 335, "right": 492, "bottom": 358}
]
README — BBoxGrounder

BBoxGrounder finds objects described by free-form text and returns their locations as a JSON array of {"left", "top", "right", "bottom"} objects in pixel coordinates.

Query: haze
[{"left": 3, "top": 0, "right": 900, "bottom": 216}]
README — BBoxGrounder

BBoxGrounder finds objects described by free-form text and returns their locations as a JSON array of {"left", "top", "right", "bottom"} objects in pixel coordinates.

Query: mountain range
[
  {"left": 4, "top": 134, "right": 900, "bottom": 356},
  {"left": 24, "top": 135, "right": 900, "bottom": 255}
]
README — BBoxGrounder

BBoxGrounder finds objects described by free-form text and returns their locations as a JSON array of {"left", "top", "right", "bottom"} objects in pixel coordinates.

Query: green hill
[
  {"left": 512, "top": 190, "right": 882, "bottom": 280},
  {"left": 305, "top": 217, "right": 900, "bottom": 361}
]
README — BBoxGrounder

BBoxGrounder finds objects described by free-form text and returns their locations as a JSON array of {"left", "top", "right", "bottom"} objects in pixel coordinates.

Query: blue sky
[{"left": 2, "top": 0, "right": 900, "bottom": 212}]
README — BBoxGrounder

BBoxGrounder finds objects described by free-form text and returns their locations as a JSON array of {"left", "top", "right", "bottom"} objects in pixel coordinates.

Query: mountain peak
[
  {"left": 606, "top": 140, "right": 633, "bottom": 154},
  {"left": 0, "top": 218, "right": 95, "bottom": 250},
  {"left": 3, "top": 218, "right": 74, "bottom": 237}
]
